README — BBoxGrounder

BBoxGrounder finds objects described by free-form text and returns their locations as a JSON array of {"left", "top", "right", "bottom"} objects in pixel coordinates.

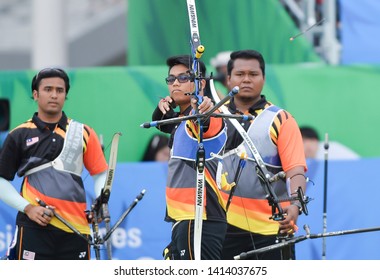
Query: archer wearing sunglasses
[
  {"left": 151, "top": 55, "right": 228, "bottom": 260},
  {"left": 165, "top": 73, "right": 192, "bottom": 85}
]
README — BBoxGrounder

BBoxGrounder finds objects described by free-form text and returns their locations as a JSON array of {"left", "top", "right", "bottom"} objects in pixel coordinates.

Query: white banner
[{"left": 0, "top": 260, "right": 377, "bottom": 279}]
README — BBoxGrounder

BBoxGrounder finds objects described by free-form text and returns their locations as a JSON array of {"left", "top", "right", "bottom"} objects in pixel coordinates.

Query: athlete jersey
[
  {"left": 152, "top": 105, "right": 227, "bottom": 223},
  {"left": 221, "top": 96, "right": 307, "bottom": 235},
  {"left": 0, "top": 112, "right": 108, "bottom": 234}
]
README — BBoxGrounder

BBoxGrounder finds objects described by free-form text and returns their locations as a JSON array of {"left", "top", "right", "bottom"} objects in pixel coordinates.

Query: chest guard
[
  {"left": 24, "top": 120, "right": 84, "bottom": 177},
  {"left": 241, "top": 105, "right": 282, "bottom": 168},
  {"left": 171, "top": 120, "right": 227, "bottom": 161}
]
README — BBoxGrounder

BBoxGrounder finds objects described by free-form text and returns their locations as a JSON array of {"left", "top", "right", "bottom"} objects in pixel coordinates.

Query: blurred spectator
[
  {"left": 300, "top": 126, "right": 320, "bottom": 158},
  {"left": 316, "top": 0, "right": 324, "bottom": 22},
  {"left": 300, "top": 126, "right": 360, "bottom": 160},
  {"left": 210, "top": 51, "right": 232, "bottom": 98},
  {"left": 142, "top": 134, "right": 170, "bottom": 162}
]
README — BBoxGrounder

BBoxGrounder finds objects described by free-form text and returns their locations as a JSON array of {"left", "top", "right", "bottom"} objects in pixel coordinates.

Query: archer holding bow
[
  {"left": 152, "top": 55, "right": 228, "bottom": 260},
  {"left": 0, "top": 68, "right": 108, "bottom": 260},
  {"left": 216, "top": 50, "right": 308, "bottom": 260}
]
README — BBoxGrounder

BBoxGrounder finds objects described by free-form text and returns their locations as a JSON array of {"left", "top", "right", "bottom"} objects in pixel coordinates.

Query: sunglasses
[{"left": 165, "top": 74, "right": 192, "bottom": 85}]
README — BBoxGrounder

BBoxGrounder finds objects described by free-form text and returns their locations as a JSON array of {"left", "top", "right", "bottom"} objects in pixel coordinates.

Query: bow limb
[
  {"left": 186, "top": 0, "right": 204, "bottom": 260},
  {"left": 100, "top": 132, "right": 122, "bottom": 202},
  {"left": 91, "top": 131, "right": 122, "bottom": 260}
]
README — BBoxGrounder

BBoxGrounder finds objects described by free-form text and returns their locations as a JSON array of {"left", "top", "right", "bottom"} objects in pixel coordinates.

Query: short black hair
[
  {"left": 142, "top": 134, "right": 170, "bottom": 161},
  {"left": 166, "top": 55, "right": 206, "bottom": 77},
  {"left": 227, "top": 50, "right": 265, "bottom": 76},
  {"left": 31, "top": 68, "right": 70, "bottom": 98},
  {"left": 300, "top": 126, "right": 320, "bottom": 140}
]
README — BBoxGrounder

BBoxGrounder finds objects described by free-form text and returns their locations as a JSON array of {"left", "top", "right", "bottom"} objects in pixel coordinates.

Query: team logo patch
[
  {"left": 26, "top": 137, "right": 39, "bottom": 146},
  {"left": 23, "top": 250, "right": 36, "bottom": 260}
]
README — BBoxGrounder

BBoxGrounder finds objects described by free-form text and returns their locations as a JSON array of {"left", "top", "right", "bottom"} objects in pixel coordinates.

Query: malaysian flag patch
[
  {"left": 23, "top": 250, "right": 36, "bottom": 260},
  {"left": 26, "top": 137, "right": 39, "bottom": 146}
]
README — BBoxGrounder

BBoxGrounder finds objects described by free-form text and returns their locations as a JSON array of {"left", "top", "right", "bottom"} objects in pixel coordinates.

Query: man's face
[
  {"left": 33, "top": 77, "right": 66, "bottom": 117},
  {"left": 227, "top": 58, "right": 265, "bottom": 102},
  {"left": 303, "top": 138, "right": 319, "bottom": 158},
  {"left": 167, "top": 64, "right": 194, "bottom": 107}
]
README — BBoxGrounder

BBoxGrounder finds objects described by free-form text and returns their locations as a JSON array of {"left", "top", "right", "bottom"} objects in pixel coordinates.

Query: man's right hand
[
  {"left": 158, "top": 96, "right": 176, "bottom": 114},
  {"left": 24, "top": 204, "right": 53, "bottom": 226}
]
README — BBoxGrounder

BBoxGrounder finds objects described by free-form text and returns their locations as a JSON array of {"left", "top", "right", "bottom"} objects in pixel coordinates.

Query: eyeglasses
[{"left": 165, "top": 74, "right": 192, "bottom": 85}]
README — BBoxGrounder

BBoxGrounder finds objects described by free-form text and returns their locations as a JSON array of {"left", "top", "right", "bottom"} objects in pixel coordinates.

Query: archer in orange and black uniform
[
  {"left": 220, "top": 50, "right": 307, "bottom": 260},
  {"left": 0, "top": 68, "right": 108, "bottom": 260},
  {"left": 152, "top": 55, "right": 227, "bottom": 260}
]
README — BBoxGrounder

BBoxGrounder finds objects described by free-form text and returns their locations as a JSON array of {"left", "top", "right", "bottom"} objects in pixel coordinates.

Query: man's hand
[
  {"left": 24, "top": 204, "right": 53, "bottom": 226},
  {"left": 191, "top": 96, "right": 213, "bottom": 114},
  {"left": 158, "top": 96, "right": 176, "bottom": 114},
  {"left": 278, "top": 204, "right": 299, "bottom": 236}
]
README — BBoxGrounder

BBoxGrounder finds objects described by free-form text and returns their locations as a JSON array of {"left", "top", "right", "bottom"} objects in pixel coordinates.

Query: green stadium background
[
  {"left": 1, "top": 0, "right": 380, "bottom": 260},
  {"left": 1, "top": 63, "right": 378, "bottom": 162},
  {"left": 2, "top": 0, "right": 377, "bottom": 161}
]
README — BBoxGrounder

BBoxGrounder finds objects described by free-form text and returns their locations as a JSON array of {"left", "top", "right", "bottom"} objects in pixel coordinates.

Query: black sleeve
[
  {"left": 152, "top": 106, "right": 178, "bottom": 134},
  {"left": 0, "top": 133, "right": 20, "bottom": 181}
]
